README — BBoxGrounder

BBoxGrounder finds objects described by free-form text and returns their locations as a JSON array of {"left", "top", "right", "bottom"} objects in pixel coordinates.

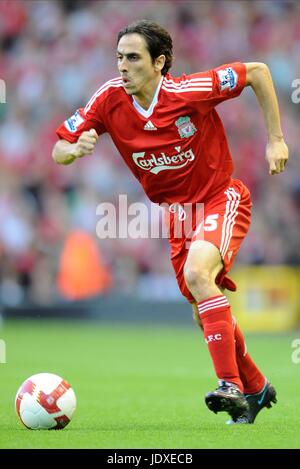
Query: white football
[{"left": 15, "top": 373, "right": 76, "bottom": 430}]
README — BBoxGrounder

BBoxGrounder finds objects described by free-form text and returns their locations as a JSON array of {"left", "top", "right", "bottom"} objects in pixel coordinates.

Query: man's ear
[{"left": 155, "top": 54, "right": 166, "bottom": 72}]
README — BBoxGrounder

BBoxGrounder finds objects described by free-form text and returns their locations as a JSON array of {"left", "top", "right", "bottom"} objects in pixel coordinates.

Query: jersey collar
[{"left": 132, "top": 76, "right": 163, "bottom": 119}]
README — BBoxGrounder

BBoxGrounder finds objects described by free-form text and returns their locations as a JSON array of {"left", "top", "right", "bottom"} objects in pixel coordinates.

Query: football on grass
[{"left": 15, "top": 373, "right": 76, "bottom": 430}]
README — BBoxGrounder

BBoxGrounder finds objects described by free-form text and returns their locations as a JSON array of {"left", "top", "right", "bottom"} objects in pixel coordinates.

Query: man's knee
[
  {"left": 184, "top": 265, "right": 211, "bottom": 291},
  {"left": 184, "top": 241, "right": 223, "bottom": 301}
]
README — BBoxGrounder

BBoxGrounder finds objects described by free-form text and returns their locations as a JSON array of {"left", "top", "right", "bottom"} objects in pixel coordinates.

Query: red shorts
[{"left": 167, "top": 179, "right": 252, "bottom": 303}]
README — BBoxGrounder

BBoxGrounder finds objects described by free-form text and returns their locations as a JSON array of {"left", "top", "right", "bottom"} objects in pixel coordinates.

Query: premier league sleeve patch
[
  {"left": 217, "top": 67, "right": 238, "bottom": 91},
  {"left": 64, "top": 110, "right": 85, "bottom": 133}
]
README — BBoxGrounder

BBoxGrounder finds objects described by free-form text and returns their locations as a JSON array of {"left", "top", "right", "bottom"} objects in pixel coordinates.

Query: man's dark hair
[{"left": 117, "top": 20, "right": 173, "bottom": 75}]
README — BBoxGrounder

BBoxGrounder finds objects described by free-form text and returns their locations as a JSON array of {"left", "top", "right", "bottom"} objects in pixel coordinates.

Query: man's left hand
[{"left": 266, "top": 139, "right": 289, "bottom": 175}]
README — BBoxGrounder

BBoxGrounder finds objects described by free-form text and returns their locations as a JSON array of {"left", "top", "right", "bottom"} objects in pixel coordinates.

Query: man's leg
[
  {"left": 184, "top": 240, "right": 248, "bottom": 419},
  {"left": 231, "top": 316, "right": 265, "bottom": 394},
  {"left": 192, "top": 305, "right": 277, "bottom": 423},
  {"left": 192, "top": 302, "right": 265, "bottom": 395},
  {"left": 229, "top": 316, "right": 277, "bottom": 423}
]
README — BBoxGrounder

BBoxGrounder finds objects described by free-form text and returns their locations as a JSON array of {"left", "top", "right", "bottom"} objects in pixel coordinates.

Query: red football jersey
[{"left": 56, "top": 62, "right": 246, "bottom": 205}]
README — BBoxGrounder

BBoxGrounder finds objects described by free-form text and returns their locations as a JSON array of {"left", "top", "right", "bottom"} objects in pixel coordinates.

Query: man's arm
[
  {"left": 52, "top": 129, "right": 98, "bottom": 165},
  {"left": 244, "top": 62, "right": 288, "bottom": 175}
]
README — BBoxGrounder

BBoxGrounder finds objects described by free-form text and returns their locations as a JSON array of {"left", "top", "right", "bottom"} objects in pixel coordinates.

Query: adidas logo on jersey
[{"left": 144, "top": 120, "right": 157, "bottom": 131}]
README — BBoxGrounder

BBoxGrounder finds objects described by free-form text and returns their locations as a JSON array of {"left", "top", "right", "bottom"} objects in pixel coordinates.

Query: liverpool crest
[{"left": 175, "top": 116, "right": 197, "bottom": 139}]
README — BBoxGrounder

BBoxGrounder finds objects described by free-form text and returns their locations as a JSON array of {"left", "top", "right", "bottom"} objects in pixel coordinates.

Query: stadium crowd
[{"left": 0, "top": 0, "right": 299, "bottom": 305}]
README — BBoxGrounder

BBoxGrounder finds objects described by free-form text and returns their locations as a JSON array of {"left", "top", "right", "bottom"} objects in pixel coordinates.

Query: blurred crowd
[{"left": 0, "top": 0, "right": 299, "bottom": 306}]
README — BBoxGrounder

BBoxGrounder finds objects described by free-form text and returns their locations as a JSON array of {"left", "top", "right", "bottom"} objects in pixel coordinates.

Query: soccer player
[{"left": 52, "top": 20, "right": 288, "bottom": 423}]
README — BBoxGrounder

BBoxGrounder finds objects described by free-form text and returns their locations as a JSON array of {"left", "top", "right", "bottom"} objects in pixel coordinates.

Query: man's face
[{"left": 117, "top": 33, "right": 160, "bottom": 96}]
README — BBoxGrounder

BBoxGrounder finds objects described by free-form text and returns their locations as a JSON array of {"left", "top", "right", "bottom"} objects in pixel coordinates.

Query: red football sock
[
  {"left": 198, "top": 295, "right": 243, "bottom": 392},
  {"left": 233, "top": 318, "right": 266, "bottom": 394}
]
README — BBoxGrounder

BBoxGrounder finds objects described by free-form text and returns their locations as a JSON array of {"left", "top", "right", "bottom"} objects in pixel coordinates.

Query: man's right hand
[{"left": 72, "top": 128, "right": 99, "bottom": 158}]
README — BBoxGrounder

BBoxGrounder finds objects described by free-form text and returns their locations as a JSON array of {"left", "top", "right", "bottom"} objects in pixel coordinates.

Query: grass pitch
[{"left": 0, "top": 319, "right": 299, "bottom": 449}]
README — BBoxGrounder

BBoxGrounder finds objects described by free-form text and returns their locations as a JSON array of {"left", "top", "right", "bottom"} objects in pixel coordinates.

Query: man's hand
[
  {"left": 52, "top": 129, "right": 99, "bottom": 165},
  {"left": 266, "top": 139, "right": 289, "bottom": 175},
  {"left": 73, "top": 128, "right": 99, "bottom": 158}
]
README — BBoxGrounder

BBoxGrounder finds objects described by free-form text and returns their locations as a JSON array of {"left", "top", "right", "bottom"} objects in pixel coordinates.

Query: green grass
[{"left": 0, "top": 319, "right": 299, "bottom": 449}]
